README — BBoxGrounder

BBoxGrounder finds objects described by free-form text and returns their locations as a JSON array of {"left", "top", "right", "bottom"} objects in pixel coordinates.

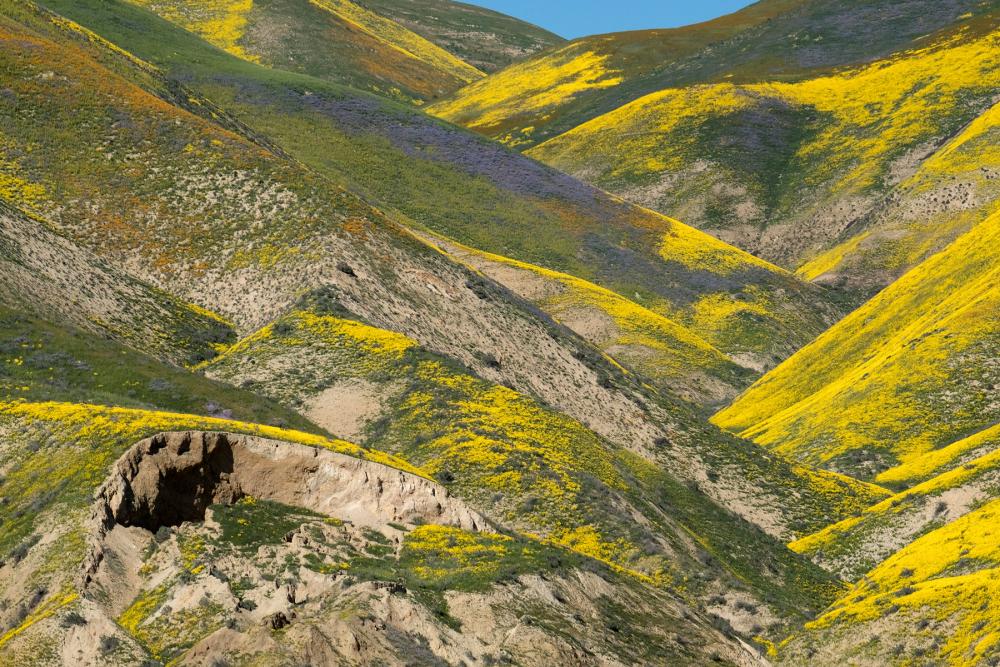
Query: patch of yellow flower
[
  {"left": 877, "top": 423, "right": 1000, "bottom": 488},
  {"left": 308, "top": 0, "right": 482, "bottom": 84},
  {"left": 0, "top": 587, "right": 79, "bottom": 650},
  {"left": 794, "top": 499, "right": 1000, "bottom": 665},
  {"left": 791, "top": 430, "right": 1000, "bottom": 560},
  {"left": 799, "top": 98, "right": 1000, "bottom": 282},
  {"left": 714, "top": 210, "right": 1000, "bottom": 475},
  {"left": 761, "top": 28, "right": 1000, "bottom": 191},
  {"left": 428, "top": 44, "right": 624, "bottom": 139},
  {"left": 529, "top": 83, "right": 757, "bottom": 177},
  {"left": 655, "top": 207, "right": 783, "bottom": 275},
  {"left": 125, "top": 0, "right": 260, "bottom": 63},
  {"left": 0, "top": 138, "right": 47, "bottom": 213},
  {"left": 402, "top": 525, "right": 510, "bottom": 581},
  {"left": 294, "top": 311, "right": 414, "bottom": 358},
  {"left": 186, "top": 302, "right": 233, "bottom": 327},
  {"left": 118, "top": 584, "right": 170, "bottom": 635}
]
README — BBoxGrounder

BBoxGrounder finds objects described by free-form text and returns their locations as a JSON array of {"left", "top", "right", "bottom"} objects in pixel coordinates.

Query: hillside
[
  {"left": 30, "top": 0, "right": 842, "bottom": 374},
  {"left": 2, "top": 0, "right": 997, "bottom": 664},
  {"left": 788, "top": 423, "right": 1000, "bottom": 580},
  {"left": 430, "top": 235, "right": 757, "bottom": 406},
  {"left": 355, "top": 0, "right": 564, "bottom": 72},
  {"left": 0, "top": 416, "right": 757, "bottom": 665},
  {"left": 123, "top": 0, "right": 484, "bottom": 104},
  {"left": 799, "top": 97, "right": 1000, "bottom": 293},
  {"left": 429, "top": 0, "right": 995, "bottom": 150},
  {"left": 713, "top": 210, "right": 1000, "bottom": 484},
  {"left": 777, "top": 497, "right": 1000, "bottom": 664},
  {"left": 0, "top": 4, "right": 889, "bottom": 661},
  {"left": 0, "top": 201, "right": 233, "bottom": 366},
  {"left": 200, "top": 294, "right": 863, "bottom": 634},
  {"left": 523, "top": 18, "right": 1000, "bottom": 275}
]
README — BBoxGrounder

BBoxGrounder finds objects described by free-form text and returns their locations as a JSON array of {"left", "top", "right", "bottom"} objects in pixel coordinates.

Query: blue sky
[{"left": 468, "top": 1, "right": 754, "bottom": 39}]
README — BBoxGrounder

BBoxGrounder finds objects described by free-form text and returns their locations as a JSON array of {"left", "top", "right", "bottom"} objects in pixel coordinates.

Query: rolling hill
[
  {"left": 430, "top": 1, "right": 1000, "bottom": 301},
  {"left": 713, "top": 209, "right": 999, "bottom": 485},
  {"left": 200, "top": 292, "right": 861, "bottom": 635},
  {"left": 1, "top": 0, "right": 998, "bottom": 664},
  {"left": 429, "top": 234, "right": 758, "bottom": 406},
  {"left": 0, "top": 200, "right": 233, "bottom": 367},
  {"left": 354, "top": 0, "right": 564, "bottom": 72},
  {"left": 0, "top": 3, "right": 895, "bottom": 662},
  {"left": 788, "top": 423, "right": 1000, "bottom": 580},
  {"left": 798, "top": 96, "right": 1000, "bottom": 293},
  {"left": 429, "top": 0, "right": 996, "bottom": 150},
  {"left": 29, "top": 0, "right": 843, "bottom": 375},
  {"left": 123, "top": 0, "right": 485, "bottom": 104},
  {"left": 524, "top": 18, "right": 1000, "bottom": 276}
]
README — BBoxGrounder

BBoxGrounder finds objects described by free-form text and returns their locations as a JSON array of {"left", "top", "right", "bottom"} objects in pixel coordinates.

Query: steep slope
[
  {"left": 429, "top": 0, "right": 995, "bottom": 150},
  {"left": 713, "top": 210, "right": 1000, "bottom": 484},
  {"left": 201, "top": 294, "right": 874, "bottom": 636},
  {"left": 789, "top": 423, "right": 1000, "bottom": 581},
  {"left": 429, "top": 235, "right": 757, "bottom": 406},
  {"left": 0, "top": 201, "right": 233, "bottom": 366},
  {"left": 799, "top": 97, "right": 1000, "bottom": 294},
  {"left": 777, "top": 498, "right": 1000, "bottom": 665},
  {"left": 525, "top": 20, "right": 1000, "bottom": 270},
  {"left": 124, "top": 0, "right": 484, "bottom": 104},
  {"left": 30, "top": 0, "right": 841, "bottom": 371},
  {"left": 1, "top": 2, "right": 887, "bottom": 551},
  {"left": 354, "top": 0, "right": 564, "bottom": 72}
]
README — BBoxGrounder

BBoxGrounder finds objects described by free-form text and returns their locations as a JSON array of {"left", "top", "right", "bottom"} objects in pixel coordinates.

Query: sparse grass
[
  {"left": 0, "top": 306, "right": 316, "bottom": 431},
  {"left": 213, "top": 496, "right": 323, "bottom": 552}
]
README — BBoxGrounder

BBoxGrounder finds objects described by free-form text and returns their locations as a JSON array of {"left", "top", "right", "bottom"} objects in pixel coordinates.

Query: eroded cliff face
[
  {"left": 82, "top": 431, "right": 487, "bottom": 588},
  {"left": 49, "top": 432, "right": 753, "bottom": 667}
]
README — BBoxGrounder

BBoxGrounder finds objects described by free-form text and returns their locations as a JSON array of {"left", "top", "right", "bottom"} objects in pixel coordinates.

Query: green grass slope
[
  {"left": 123, "top": 0, "right": 484, "bottom": 104},
  {"left": 0, "top": 305, "right": 316, "bottom": 430},
  {"left": 713, "top": 210, "right": 1000, "bottom": 484},
  {"left": 524, "top": 19, "right": 1000, "bottom": 272},
  {"left": 30, "top": 0, "right": 841, "bottom": 372},
  {"left": 428, "top": 0, "right": 996, "bottom": 150},
  {"left": 354, "top": 0, "right": 564, "bottom": 72}
]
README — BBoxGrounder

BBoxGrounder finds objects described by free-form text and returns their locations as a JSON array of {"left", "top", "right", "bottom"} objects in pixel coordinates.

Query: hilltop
[
  {"left": 430, "top": 0, "right": 1000, "bottom": 297},
  {"left": 354, "top": 0, "right": 564, "bottom": 72},
  {"left": 429, "top": 0, "right": 995, "bottom": 149},
  {"left": 525, "top": 19, "right": 1000, "bottom": 280},
  {"left": 123, "top": 0, "right": 485, "bottom": 104}
]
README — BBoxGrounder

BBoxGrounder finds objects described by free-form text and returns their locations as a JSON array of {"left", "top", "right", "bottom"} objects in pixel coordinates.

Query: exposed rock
[{"left": 81, "top": 431, "right": 488, "bottom": 589}]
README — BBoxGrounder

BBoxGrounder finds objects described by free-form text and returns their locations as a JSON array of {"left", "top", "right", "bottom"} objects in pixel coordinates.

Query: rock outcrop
[{"left": 81, "top": 431, "right": 487, "bottom": 588}]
